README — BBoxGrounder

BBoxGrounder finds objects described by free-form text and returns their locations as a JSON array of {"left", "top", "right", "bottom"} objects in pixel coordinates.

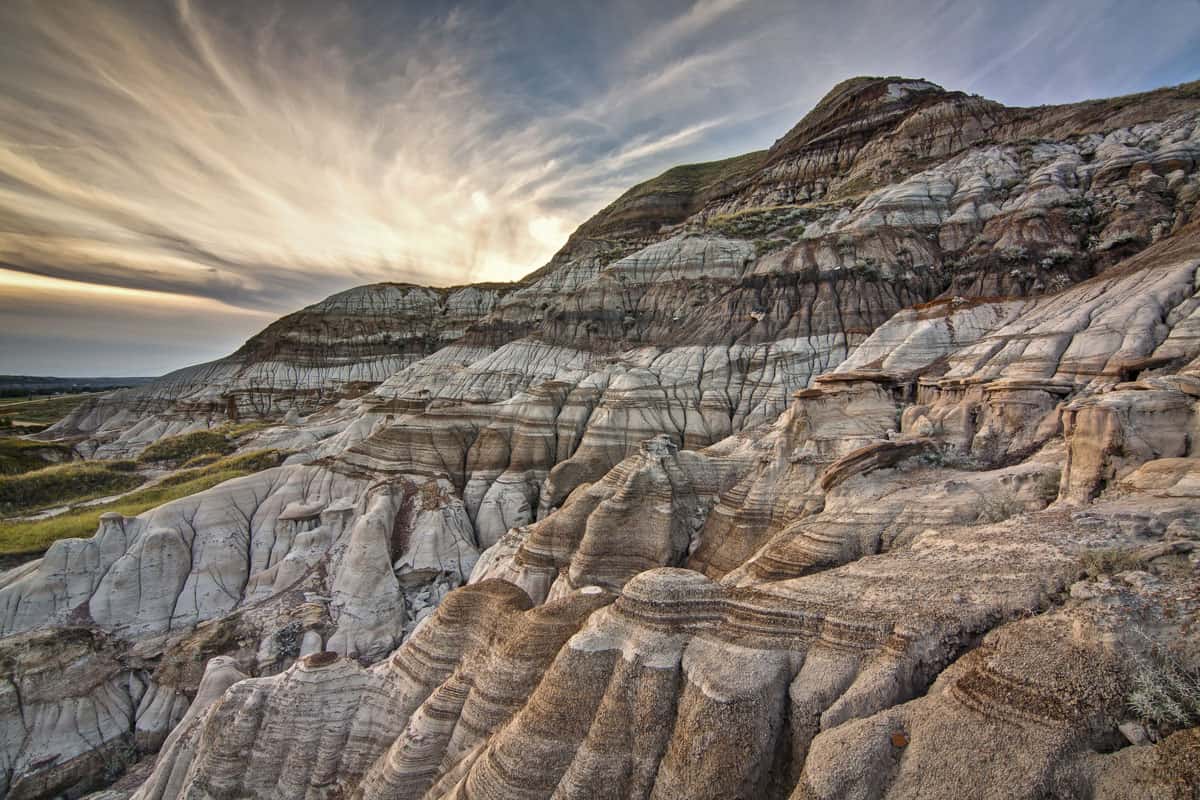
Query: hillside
[{"left": 2, "top": 75, "right": 1199, "bottom": 799}]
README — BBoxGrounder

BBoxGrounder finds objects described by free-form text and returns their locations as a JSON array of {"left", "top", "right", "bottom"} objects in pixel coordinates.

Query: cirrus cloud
[{"left": 0, "top": 0, "right": 1197, "bottom": 375}]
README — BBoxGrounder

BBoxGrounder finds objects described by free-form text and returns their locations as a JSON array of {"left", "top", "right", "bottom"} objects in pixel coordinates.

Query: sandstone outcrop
[{"left": 3, "top": 76, "right": 1199, "bottom": 798}]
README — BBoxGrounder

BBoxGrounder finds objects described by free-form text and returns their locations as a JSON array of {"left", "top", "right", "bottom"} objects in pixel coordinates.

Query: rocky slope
[
  {"left": 3, "top": 76, "right": 1200, "bottom": 798},
  {"left": 48, "top": 283, "right": 512, "bottom": 458}
]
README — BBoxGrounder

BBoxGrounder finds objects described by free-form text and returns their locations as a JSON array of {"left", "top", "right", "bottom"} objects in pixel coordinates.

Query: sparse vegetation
[
  {"left": 978, "top": 493, "right": 1026, "bottom": 523},
  {"left": 912, "top": 447, "right": 985, "bottom": 471},
  {"left": 0, "top": 449, "right": 287, "bottom": 556},
  {"left": 181, "top": 452, "right": 225, "bottom": 469},
  {"left": 1034, "top": 469, "right": 1062, "bottom": 503},
  {"left": 136, "top": 422, "right": 271, "bottom": 466},
  {"left": 0, "top": 437, "right": 76, "bottom": 475},
  {"left": 621, "top": 152, "right": 767, "bottom": 201},
  {"left": 831, "top": 172, "right": 879, "bottom": 199},
  {"left": 1128, "top": 640, "right": 1200, "bottom": 734},
  {"left": 0, "top": 460, "right": 143, "bottom": 515},
  {"left": 0, "top": 392, "right": 103, "bottom": 428},
  {"left": 706, "top": 205, "right": 806, "bottom": 239},
  {"left": 1080, "top": 547, "right": 1149, "bottom": 578},
  {"left": 221, "top": 420, "right": 272, "bottom": 438},
  {"left": 137, "top": 429, "right": 236, "bottom": 465}
]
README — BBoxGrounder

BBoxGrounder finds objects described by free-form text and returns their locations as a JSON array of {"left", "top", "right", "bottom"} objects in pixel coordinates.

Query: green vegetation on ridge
[
  {"left": 0, "top": 460, "right": 144, "bottom": 516},
  {"left": 616, "top": 150, "right": 767, "bottom": 205},
  {"left": 136, "top": 421, "right": 271, "bottom": 466},
  {"left": 0, "top": 449, "right": 288, "bottom": 556},
  {"left": 0, "top": 437, "right": 76, "bottom": 475},
  {"left": 0, "top": 392, "right": 104, "bottom": 429}
]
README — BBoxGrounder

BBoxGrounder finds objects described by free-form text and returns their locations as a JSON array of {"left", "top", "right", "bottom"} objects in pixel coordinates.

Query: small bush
[
  {"left": 1080, "top": 547, "right": 1147, "bottom": 578},
  {"left": 1128, "top": 644, "right": 1200, "bottom": 734},
  {"left": 1034, "top": 469, "right": 1062, "bottom": 503},
  {"left": 979, "top": 494, "right": 1026, "bottom": 523},
  {"left": 912, "top": 448, "right": 984, "bottom": 471}
]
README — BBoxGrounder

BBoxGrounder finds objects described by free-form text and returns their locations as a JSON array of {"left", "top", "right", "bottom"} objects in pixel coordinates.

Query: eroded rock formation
[{"left": 3, "top": 76, "right": 1200, "bottom": 798}]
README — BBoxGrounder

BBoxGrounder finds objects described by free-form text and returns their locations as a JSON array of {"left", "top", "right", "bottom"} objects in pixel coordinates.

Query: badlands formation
[{"left": 3, "top": 76, "right": 1200, "bottom": 798}]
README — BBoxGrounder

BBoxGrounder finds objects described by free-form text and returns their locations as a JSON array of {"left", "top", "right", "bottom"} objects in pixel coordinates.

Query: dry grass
[
  {"left": 1128, "top": 641, "right": 1200, "bottom": 734},
  {"left": 1080, "top": 547, "right": 1148, "bottom": 578}
]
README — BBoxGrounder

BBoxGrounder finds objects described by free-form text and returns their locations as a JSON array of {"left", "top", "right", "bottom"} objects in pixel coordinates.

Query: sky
[{"left": 1, "top": 0, "right": 1198, "bottom": 376}]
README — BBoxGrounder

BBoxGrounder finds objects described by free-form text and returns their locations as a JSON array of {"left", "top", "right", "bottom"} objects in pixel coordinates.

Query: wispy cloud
[
  {"left": 0, "top": 0, "right": 1197, "bottom": 375},
  {"left": 623, "top": 0, "right": 751, "bottom": 67}
]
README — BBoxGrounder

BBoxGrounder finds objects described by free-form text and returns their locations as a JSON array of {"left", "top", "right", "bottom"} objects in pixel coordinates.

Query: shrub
[
  {"left": 979, "top": 494, "right": 1026, "bottom": 523},
  {"left": 1034, "top": 469, "right": 1062, "bottom": 503},
  {"left": 1128, "top": 643, "right": 1200, "bottom": 734},
  {"left": 912, "top": 448, "right": 984, "bottom": 471},
  {"left": 1080, "top": 547, "right": 1147, "bottom": 578}
]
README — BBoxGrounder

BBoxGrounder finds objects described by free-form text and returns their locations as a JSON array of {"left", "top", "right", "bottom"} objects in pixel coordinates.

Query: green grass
[
  {"left": 221, "top": 420, "right": 272, "bottom": 438},
  {"left": 0, "top": 392, "right": 104, "bottom": 427},
  {"left": 621, "top": 151, "right": 767, "bottom": 200},
  {"left": 181, "top": 452, "right": 224, "bottom": 469},
  {"left": 0, "top": 449, "right": 287, "bottom": 556},
  {"left": 136, "top": 422, "right": 272, "bottom": 466},
  {"left": 0, "top": 460, "right": 143, "bottom": 516},
  {"left": 0, "top": 437, "right": 76, "bottom": 475},
  {"left": 137, "top": 429, "right": 235, "bottom": 465}
]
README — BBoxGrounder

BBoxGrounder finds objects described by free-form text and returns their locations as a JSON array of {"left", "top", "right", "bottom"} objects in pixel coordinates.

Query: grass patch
[
  {"left": 138, "top": 429, "right": 235, "bottom": 465},
  {"left": 137, "top": 422, "right": 272, "bottom": 466},
  {"left": 706, "top": 205, "right": 807, "bottom": 239},
  {"left": 0, "top": 437, "right": 76, "bottom": 475},
  {"left": 0, "top": 392, "right": 104, "bottom": 427},
  {"left": 221, "top": 420, "right": 272, "bottom": 438},
  {"left": 0, "top": 449, "right": 287, "bottom": 556},
  {"left": 181, "top": 452, "right": 224, "bottom": 469},
  {"left": 621, "top": 151, "right": 767, "bottom": 200},
  {"left": 0, "top": 460, "right": 143, "bottom": 515}
]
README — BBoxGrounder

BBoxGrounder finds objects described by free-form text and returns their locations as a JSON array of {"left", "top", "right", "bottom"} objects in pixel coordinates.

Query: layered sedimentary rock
[
  {"left": 2, "top": 76, "right": 1200, "bottom": 798},
  {"left": 125, "top": 493, "right": 1198, "bottom": 800},
  {"left": 48, "top": 283, "right": 511, "bottom": 458}
]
